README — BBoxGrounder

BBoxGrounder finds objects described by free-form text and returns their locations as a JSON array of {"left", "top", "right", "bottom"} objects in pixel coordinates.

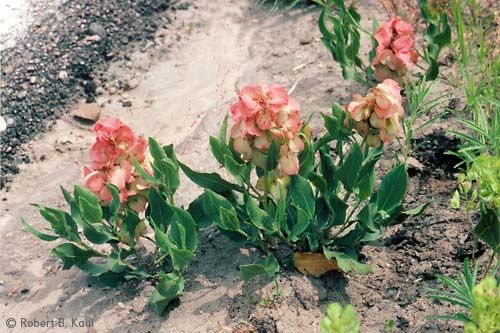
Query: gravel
[{"left": 0, "top": 0, "right": 189, "bottom": 189}]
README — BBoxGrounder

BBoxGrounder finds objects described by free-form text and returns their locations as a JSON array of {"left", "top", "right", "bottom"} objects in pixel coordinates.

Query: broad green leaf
[
  {"left": 160, "top": 158, "right": 180, "bottom": 193},
  {"left": 187, "top": 194, "right": 212, "bottom": 228},
  {"left": 167, "top": 204, "right": 198, "bottom": 251},
  {"left": 132, "top": 157, "right": 160, "bottom": 185},
  {"left": 80, "top": 219, "right": 117, "bottom": 244},
  {"left": 148, "top": 188, "right": 171, "bottom": 230},
  {"left": 121, "top": 210, "right": 141, "bottom": 247},
  {"left": 179, "top": 162, "right": 241, "bottom": 194},
  {"left": 78, "top": 196, "right": 103, "bottom": 224},
  {"left": 290, "top": 175, "right": 315, "bottom": 218},
  {"left": 245, "top": 194, "right": 269, "bottom": 230},
  {"left": 20, "top": 217, "right": 59, "bottom": 241},
  {"left": 239, "top": 255, "right": 279, "bottom": 282},
  {"left": 266, "top": 141, "right": 279, "bottom": 170},
  {"left": 34, "top": 206, "right": 80, "bottom": 241},
  {"left": 329, "top": 193, "right": 348, "bottom": 226},
  {"left": 51, "top": 243, "right": 96, "bottom": 269},
  {"left": 210, "top": 136, "right": 232, "bottom": 166},
  {"left": 288, "top": 207, "right": 310, "bottom": 242},
  {"left": 337, "top": 143, "right": 362, "bottom": 192},
  {"left": 323, "top": 248, "right": 372, "bottom": 274},
  {"left": 201, "top": 189, "right": 234, "bottom": 224},
  {"left": 276, "top": 185, "right": 288, "bottom": 233},
  {"left": 148, "top": 137, "right": 168, "bottom": 164},
  {"left": 376, "top": 164, "right": 408, "bottom": 215},
  {"left": 106, "top": 183, "right": 121, "bottom": 217},
  {"left": 74, "top": 186, "right": 103, "bottom": 223},
  {"left": 474, "top": 205, "right": 499, "bottom": 253},
  {"left": 149, "top": 273, "right": 184, "bottom": 315},
  {"left": 168, "top": 246, "right": 194, "bottom": 271}
]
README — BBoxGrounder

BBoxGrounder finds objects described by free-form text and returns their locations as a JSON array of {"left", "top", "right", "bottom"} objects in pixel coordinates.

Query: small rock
[
  {"left": 123, "top": 78, "right": 139, "bottom": 91},
  {"left": 95, "top": 87, "right": 105, "bottom": 95},
  {"left": 0, "top": 116, "right": 6, "bottom": 132},
  {"left": 17, "top": 91, "right": 27, "bottom": 100},
  {"left": 2, "top": 65, "right": 14, "bottom": 74},
  {"left": 299, "top": 32, "right": 313, "bottom": 45},
  {"left": 30, "top": 76, "right": 37, "bottom": 84},
  {"left": 85, "top": 34, "right": 102, "bottom": 43},
  {"left": 122, "top": 100, "right": 132, "bottom": 107},
  {"left": 88, "top": 22, "right": 106, "bottom": 38},
  {"left": 72, "top": 102, "right": 101, "bottom": 122},
  {"left": 58, "top": 70, "right": 69, "bottom": 80}
]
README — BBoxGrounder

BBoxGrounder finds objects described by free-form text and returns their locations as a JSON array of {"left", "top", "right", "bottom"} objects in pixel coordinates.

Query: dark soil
[
  {"left": 413, "top": 129, "right": 463, "bottom": 179},
  {"left": 0, "top": 0, "right": 191, "bottom": 189}
]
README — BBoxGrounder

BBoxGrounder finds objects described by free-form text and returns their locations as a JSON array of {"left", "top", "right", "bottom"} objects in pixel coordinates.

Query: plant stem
[{"left": 482, "top": 252, "right": 496, "bottom": 280}]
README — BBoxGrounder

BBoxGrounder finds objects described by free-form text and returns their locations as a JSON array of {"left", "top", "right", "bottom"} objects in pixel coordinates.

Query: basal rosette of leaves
[
  {"left": 451, "top": 154, "right": 500, "bottom": 254},
  {"left": 181, "top": 83, "right": 425, "bottom": 281},
  {"left": 20, "top": 118, "right": 199, "bottom": 315},
  {"left": 320, "top": 302, "right": 360, "bottom": 333},
  {"left": 464, "top": 276, "right": 500, "bottom": 333},
  {"left": 317, "top": 0, "right": 450, "bottom": 83}
]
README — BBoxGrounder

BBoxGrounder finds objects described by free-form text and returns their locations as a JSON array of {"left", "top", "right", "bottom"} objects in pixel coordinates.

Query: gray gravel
[{"left": 0, "top": 0, "right": 191, "bottom": 189}]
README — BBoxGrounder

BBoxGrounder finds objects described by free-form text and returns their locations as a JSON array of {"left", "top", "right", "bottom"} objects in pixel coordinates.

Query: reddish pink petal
[
  {"left": 84, "top": 170, "right": 105, "bottom": 193},
  {"left": 256, "top": 109, "right": 273, "bottom": 130},
  {"left": 278, "top": 153, "right": 299, "bottom": 176}
]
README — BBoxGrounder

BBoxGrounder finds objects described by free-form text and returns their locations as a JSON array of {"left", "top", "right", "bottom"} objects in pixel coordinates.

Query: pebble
[
  {"left": 2, "top": 65, "right": 14, "bottom": 74},
  {"left": 88, "top": 22, "right": 107, "bottom": 38},
  {"left": 0, "top": 117, "right": 6, "bottom": 132},
  {"left": 58, "top": 70, "right": 69, "bottom": 80},
  {"left": 72, "top": 102, "right": 101, "bottom": 122}
]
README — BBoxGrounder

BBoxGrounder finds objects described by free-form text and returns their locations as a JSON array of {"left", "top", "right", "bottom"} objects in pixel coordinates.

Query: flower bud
[{"left": 367, "top": 134, "right": 382, "bottom": 147}]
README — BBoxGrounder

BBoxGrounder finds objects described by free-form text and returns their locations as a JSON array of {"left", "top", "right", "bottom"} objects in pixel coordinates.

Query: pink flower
[
  {"left": 83, "top": 117, "right": 150, "bottom": 212},
  {"left": 372, "top": 16, "right": 418, "bottom": 82},
  {"left": 344, "top": 80, "right": 404, "bottom": 146},
  {"left": 229, "top": 84, "right": 305, "bottom": 180},
  {"left": 83, "top": 167, "right": 105, "bottom": 193}
]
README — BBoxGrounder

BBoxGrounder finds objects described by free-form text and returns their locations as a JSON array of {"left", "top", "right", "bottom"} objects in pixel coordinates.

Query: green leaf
[
  {"left": 290, "top": 175, "right": 315, "bottom": 218},
  {"left": 210, "top": 136, "right": 232, "bottom": 166},
  {"left": 168, "top": 246, "right": 194, "bottom": 271},
  {"left": 106, "top": 183, "right": 121, "bottom": 217},
  {"left": 323, "top": 248, "right": 372, "bottom": 274},
  {"left": 34, "top": 206, "right": 80, "bottom": 241},
  {"left": 148, "top": 137, "right": 168, "bottom": 164},
  {"left": 239, "top": 255, "right": 279, "bottom": 282},
  {"left": 148, "top": 188, "right": 171, "bottom": 230},
  {"left": 376, "top": 164, "right": 408, "bottom": 215},
  {"left": 78, "top": 196, "right": 103, "bottom": 224},
  {"left": 426, "top": 57, "right": 439, "bottom": 81},
  {"left": 474, "top": 205, "right": 499, "bottom": 253},
  {"left": 160, "top": 157, "right": 180, "bottom": 193},
  {"left": 187, "top": 194, "right": 212, "bottom": 228},
  {"left": 20, "top": 217, "right": 59, "bottom": 241},
  {"left": 450, "top": 190, "right": 460, "bottom": 209},
  {"left": 219, "top": 114, "right": 228, "bottom": 142},
  {"left": 51, "top": 243, "right": 96, "bottom": 269},
  {"left": 276, "top": 185, "right": 288, "bottom": 233},
  {"left": 337, "top": 143, "right": 362, "bottom": 192},
  {"left": 245, "top": 194, "right": 269, "bottom": 231},
  {"left": 329, "top": 193, "right": 348, "bottom": 227},
  {"left": 201, "top": 189, "right": 234, "bottom": 224},
  {"left": 266, "top": 140, "right": 279, "bottom": 170},
  {"left": 150, "top": 273, "right": 184, "bottom": 315},
  {"left": 167, "top": 204, "right": 198, "bottom": 251},
  {"left": 132, "top": 157, "right": 160, "bottom": 185},
  {"left": 122, "top": 210, "right": 141, "bottom": 247},
  {"left": 80, "top": 219, "right": 117, "bottom": 244},
  {"left": 287, "top": 207, "right": 310, "bottom": 242},
  {"left": 179, "top": 162, "right": 241, "bottom": 194}
]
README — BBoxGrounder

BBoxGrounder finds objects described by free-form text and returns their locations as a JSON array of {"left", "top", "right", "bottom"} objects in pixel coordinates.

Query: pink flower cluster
[
  {"left": 345, "top": 79, "right": 404, "bottom": 147},
  {"left": 83, "top": 117, "right": 149, "bottom": 212},
  {"left": 230, "top": 84, "right": 304, "bottom": 176},
  {"left": 372, "top": 17, "right": 418, "bottom": 83}
]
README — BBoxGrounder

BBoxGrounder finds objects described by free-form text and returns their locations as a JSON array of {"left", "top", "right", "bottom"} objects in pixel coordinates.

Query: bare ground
[{"left": 0, "top": 1, "right": 486, "bottom": 332}]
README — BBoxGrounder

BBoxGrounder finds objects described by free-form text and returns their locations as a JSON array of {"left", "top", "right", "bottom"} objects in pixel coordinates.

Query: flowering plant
[
  {"left": 317, "top": 0, "right": 450, "bottom": 83},
  {"left": 181, "top": 84, "right": 423, "bottom": 280},
  {"left": 21, "top": 118, "right": 199, "bottom": 314},
  {"left": 451, "top": 154, "right": 500, "bottom": 254},
  {"left": 372, "top": 17, "right": 418, "bottom": 83}
]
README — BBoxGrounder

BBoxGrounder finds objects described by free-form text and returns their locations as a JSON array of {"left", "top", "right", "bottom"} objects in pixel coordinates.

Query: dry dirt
[{"left": 0, "top": 1, "right": 486, "bottom": 332}]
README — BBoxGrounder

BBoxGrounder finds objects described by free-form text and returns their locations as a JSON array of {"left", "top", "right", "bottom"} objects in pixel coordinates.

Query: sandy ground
[{"left": 0, "top": 1, "right": 476, "bottom": 332}]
